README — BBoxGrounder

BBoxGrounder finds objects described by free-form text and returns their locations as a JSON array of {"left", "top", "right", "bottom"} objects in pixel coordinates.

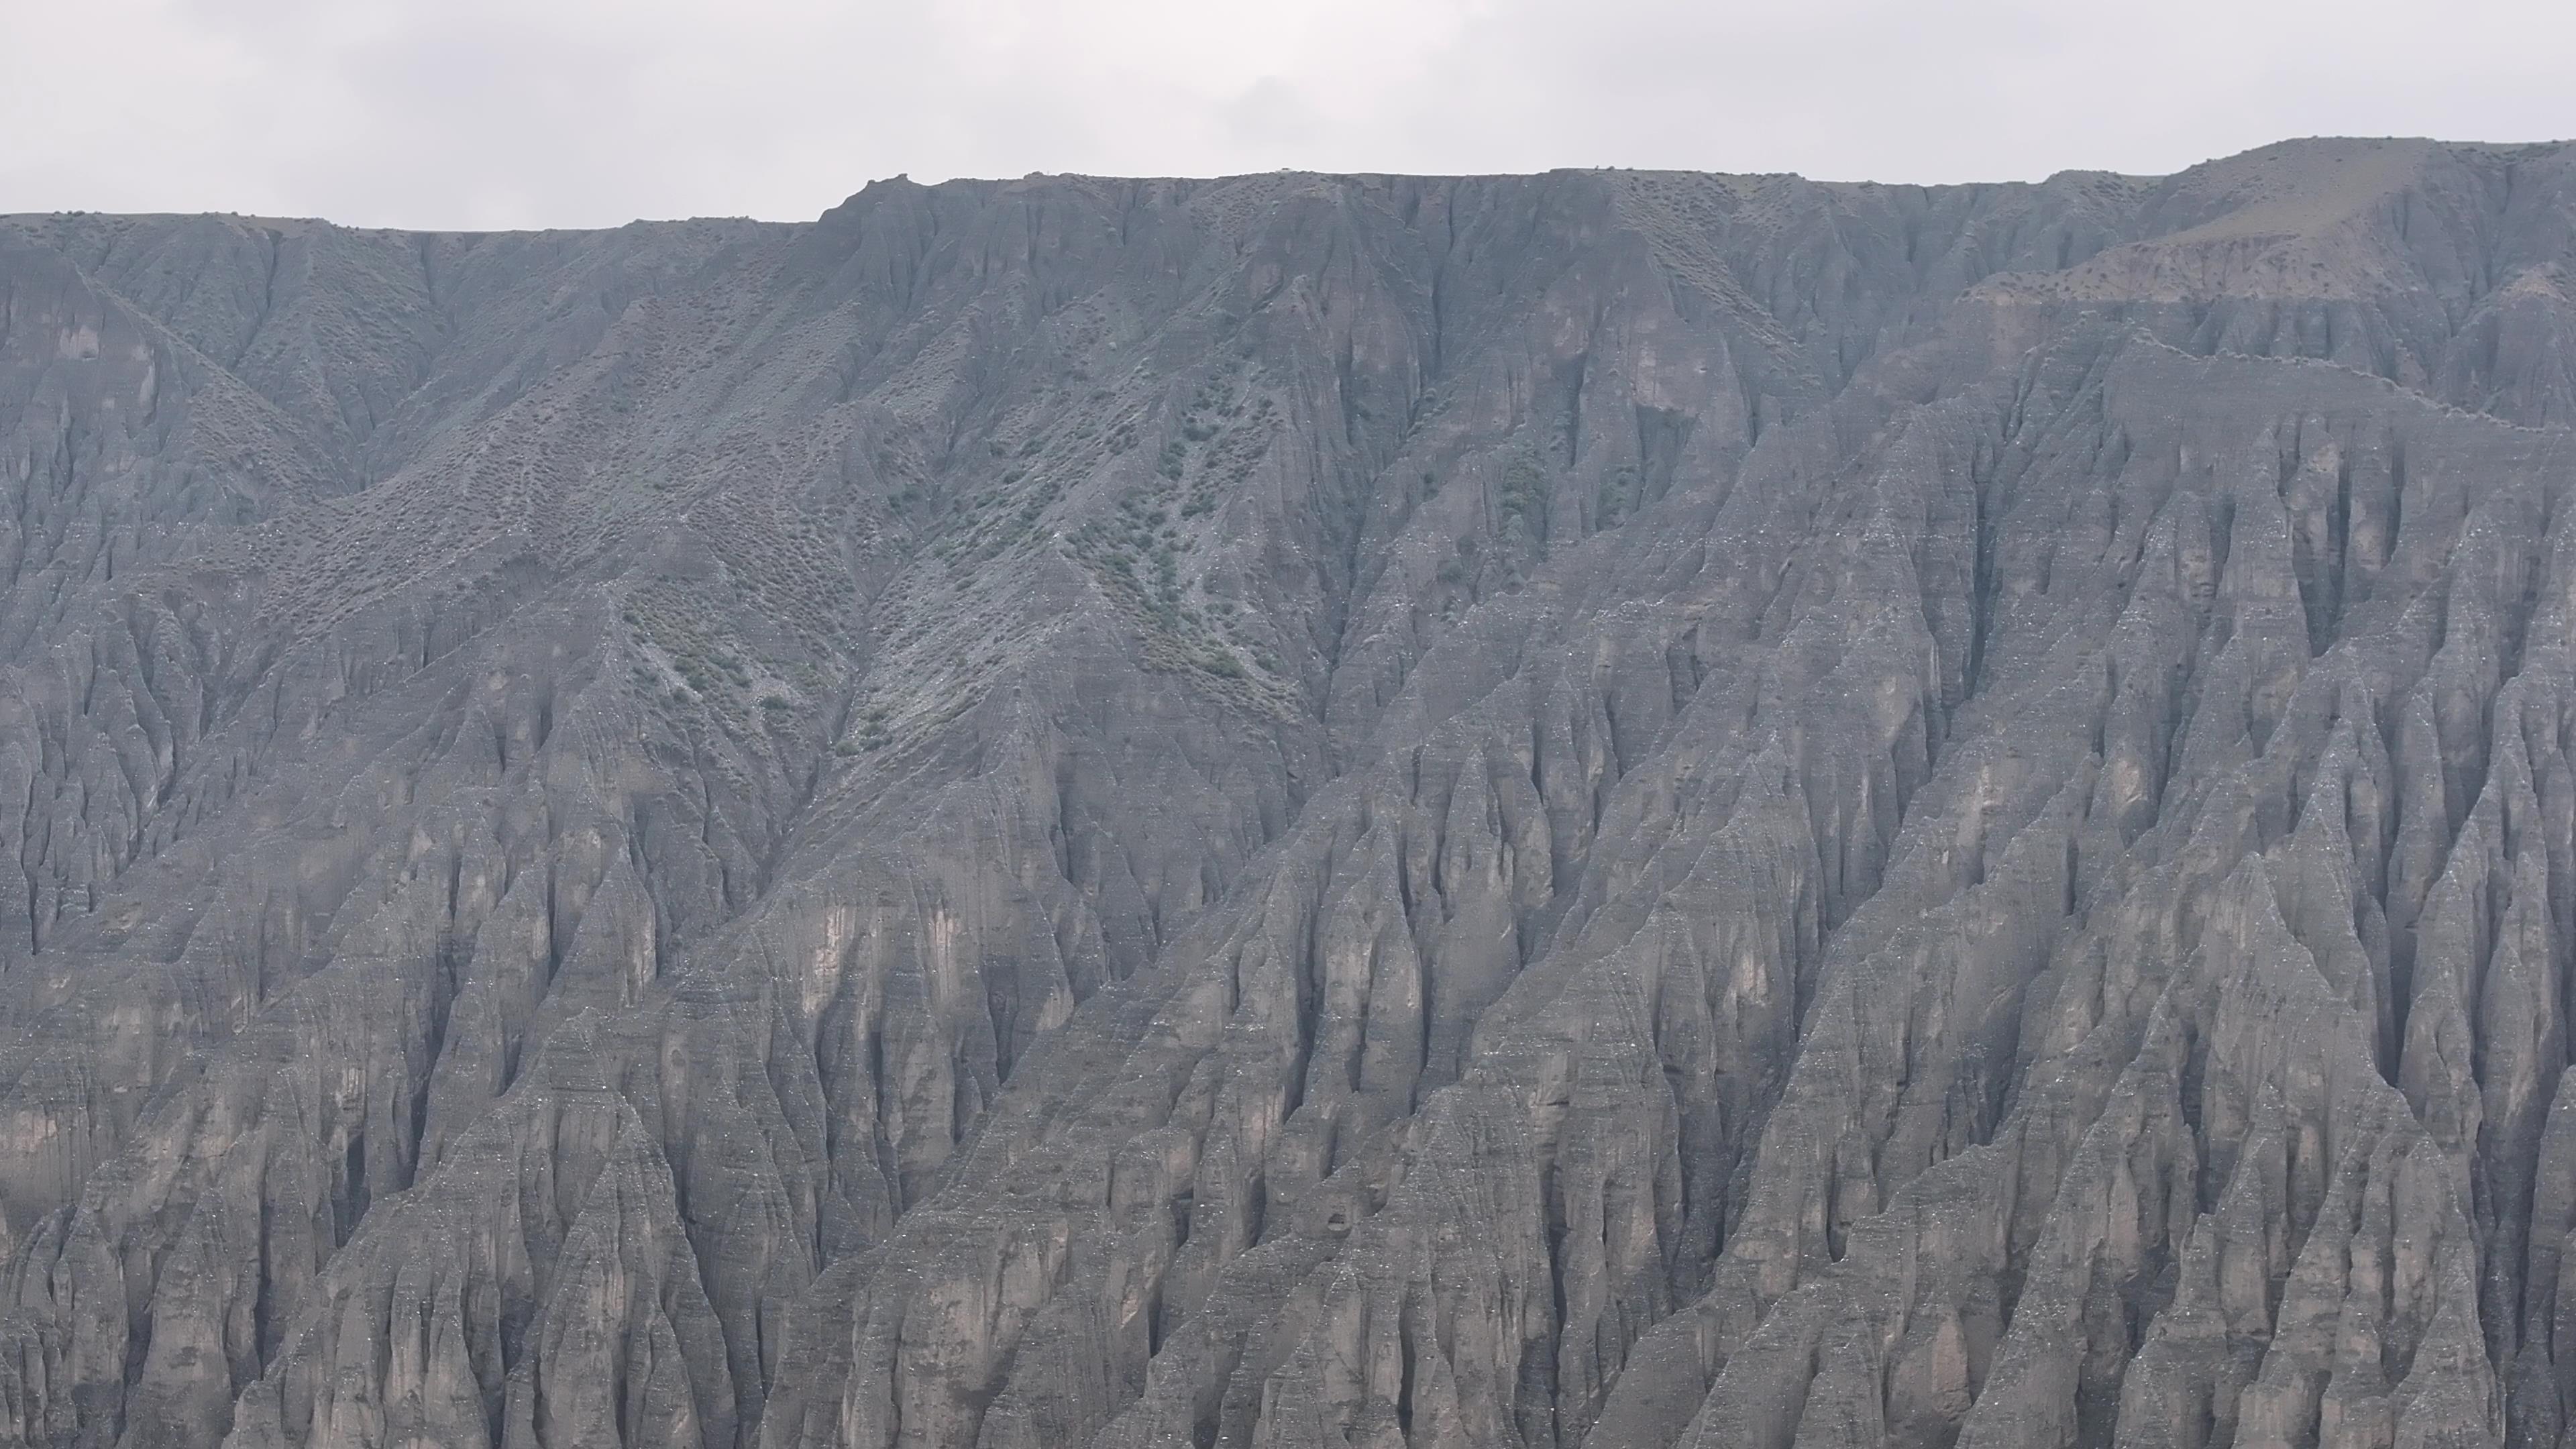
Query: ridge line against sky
[{"left": 7, "top": 0, "right": 2575, "bottom": 231}]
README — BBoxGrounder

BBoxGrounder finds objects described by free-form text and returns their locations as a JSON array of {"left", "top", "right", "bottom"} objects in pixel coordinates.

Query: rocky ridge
[{"left": 0, "top": 135, "right": 2570, "bottom": 1449}]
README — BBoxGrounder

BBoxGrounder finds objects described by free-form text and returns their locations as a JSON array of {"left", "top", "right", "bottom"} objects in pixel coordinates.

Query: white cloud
[{"left": 3, "top": 0, "right": 2569, "bottom": 229}]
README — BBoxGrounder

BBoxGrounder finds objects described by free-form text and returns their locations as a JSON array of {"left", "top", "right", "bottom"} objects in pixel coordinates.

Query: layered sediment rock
[{"left": 0, "top": 136, "right": 2570, "bottom": 1448}]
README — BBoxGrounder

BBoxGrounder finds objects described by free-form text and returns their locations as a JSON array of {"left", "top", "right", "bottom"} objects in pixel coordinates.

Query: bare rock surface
[{"left": 0, "top": 135, "right": 2573, "bottom": 1448}]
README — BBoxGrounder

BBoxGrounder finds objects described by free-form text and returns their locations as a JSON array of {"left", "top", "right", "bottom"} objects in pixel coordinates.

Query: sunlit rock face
[{"left": 1, "top": 135, "right": 2574, "bottom": 1449}]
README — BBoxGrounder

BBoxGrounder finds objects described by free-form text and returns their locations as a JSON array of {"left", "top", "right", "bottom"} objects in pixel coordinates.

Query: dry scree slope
[{"left": 1, "top": 135, "right": 2575, "bottom": 1449}]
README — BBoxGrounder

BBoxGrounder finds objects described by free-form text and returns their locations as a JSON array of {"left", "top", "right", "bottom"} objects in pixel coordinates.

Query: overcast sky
[{"left": 7, "top": 0, "right": 2573, "bottom": 230}]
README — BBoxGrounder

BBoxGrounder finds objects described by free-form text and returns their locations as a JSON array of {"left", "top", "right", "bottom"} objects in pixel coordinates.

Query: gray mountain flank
[{"left": 0, "top": 134, "right": 2573, "bottom": 1449}]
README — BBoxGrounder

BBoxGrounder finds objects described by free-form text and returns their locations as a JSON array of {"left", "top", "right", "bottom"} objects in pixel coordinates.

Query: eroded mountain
[{"left": 1, "top": 135, "right": 2575, "bottom": 1449}]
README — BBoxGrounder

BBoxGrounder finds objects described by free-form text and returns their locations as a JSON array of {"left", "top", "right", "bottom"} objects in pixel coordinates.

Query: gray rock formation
[{"left": 0, "top": 133, "right": 2573, "bottom": 1449}]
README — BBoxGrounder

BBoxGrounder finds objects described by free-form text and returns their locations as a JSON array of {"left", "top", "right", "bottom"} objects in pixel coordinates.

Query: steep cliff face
[{"left": 0, "top": 134, "right": 2572, "bottom": 1449}]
